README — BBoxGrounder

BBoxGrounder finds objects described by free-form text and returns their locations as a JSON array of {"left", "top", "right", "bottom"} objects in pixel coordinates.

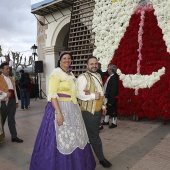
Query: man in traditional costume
[
  {"left": 0, "top": 90, "right": 10, "bottom": 143},
  {"left": 102, "top": 65, "right": 119, "bottom": 128},
  {"left": 76, "top": 56, "right": 112, "bottom": 168},
  {"left": 0, "top": 62, "right": 23, "bottom": 143}
]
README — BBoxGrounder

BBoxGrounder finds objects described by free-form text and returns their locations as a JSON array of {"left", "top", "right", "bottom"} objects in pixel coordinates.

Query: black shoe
[
  {"left": 109, "top": 123, "right": 117, "bottom": 129},
  {"left": 102, "top": 120, "right": 109, "bottom": 125},
  {"left": 99, "top": 159, "right": 112, "bottom": 168},
  {"left": 11, "top": 137, "right": 23, "bottom": 143},
  {"left": 99, "top": 125, "right": 103, "bottom": 130}
]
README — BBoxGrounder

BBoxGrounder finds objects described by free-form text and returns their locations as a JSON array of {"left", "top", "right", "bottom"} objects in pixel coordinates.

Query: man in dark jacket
[
  {"left": 103, "top": 65, "right": 119, "bottom": 128},
  {"left": 19, "top": 70, "right": 30, "bottom": 110}
]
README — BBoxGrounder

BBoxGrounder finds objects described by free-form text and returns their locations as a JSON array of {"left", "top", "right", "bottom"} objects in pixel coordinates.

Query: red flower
[{"left": 110, "top": 8, "right": 170, "bottom": 120}]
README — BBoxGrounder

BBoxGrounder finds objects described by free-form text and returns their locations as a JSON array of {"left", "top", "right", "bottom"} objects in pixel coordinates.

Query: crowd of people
[{"left": 0, "top": 52, "right": 119, "bottom": 169}]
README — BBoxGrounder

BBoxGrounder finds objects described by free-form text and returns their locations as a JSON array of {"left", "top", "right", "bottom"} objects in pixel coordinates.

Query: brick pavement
[{"left": 0, "top": 99, "right": 170, "bottom": 170}]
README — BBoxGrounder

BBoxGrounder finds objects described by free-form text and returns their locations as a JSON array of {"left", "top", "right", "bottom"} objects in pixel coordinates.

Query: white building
[{"left": 31, "top": 0, "right": 95, "bottom": 93}]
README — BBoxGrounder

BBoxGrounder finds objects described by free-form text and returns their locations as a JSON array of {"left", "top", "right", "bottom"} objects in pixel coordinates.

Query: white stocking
[
  {"left": 112, "top": 117, "right": 117, "bottom": 125},
  {"left": 104, "top": 115, "right": 110, "bottom": 123}
]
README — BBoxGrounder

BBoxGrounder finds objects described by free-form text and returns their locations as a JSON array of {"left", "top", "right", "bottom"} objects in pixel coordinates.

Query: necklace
[{"left": 60, "top": 67, "right": 71, "bottom": 75}]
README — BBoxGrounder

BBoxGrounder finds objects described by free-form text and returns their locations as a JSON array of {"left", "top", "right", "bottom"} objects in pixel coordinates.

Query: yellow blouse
[{"left": 48, "top": 68, "right": 77, "bottom": 104}]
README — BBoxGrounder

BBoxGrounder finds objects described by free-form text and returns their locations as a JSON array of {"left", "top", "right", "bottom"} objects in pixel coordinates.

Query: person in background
[
  {"left": 102, "top": 65, "right": 119, "bottom": 129},
  {"left": 0, "top": 62, "right": 23, "bottom": 143},
  {"left": 30, "top": 51, "right": 96, "bottom": 170},
  {"left": 18, "top": 70, "right": 30, "bottom": 110},
  {"left": 97, "top": 62, "right": 104, "bottom": 82},
  {"left": 76, "top": 56, "right": 112, "bottom": 168},
  {"left": 5, "top": 56, "right": 13, "bottom": 77},
  {"left": 0, "top": 90, "right": 11, "bottom": 143},
  {"left": 24, "top": 73, "right": 31, "bottom": 108}
]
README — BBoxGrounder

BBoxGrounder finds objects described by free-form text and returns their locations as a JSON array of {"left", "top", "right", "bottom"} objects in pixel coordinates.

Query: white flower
[
  {"left": 92, "top": 0, "right": 138, "bottom": 70},
  {"left": 118, "top": 67, "right": 165, "bottom": 89},
  {"left": 150, "top": 0, "right": 170, "bottom": 53}
]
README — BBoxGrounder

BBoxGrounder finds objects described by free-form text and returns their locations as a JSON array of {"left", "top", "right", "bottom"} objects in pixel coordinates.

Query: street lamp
[{"left": 31, "top": 44, "right": 37, "bottom": 83}]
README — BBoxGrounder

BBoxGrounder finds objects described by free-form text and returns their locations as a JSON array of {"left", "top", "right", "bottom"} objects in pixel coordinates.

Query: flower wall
[
  {"left": 92, "top": 0, "right": 139, "bottom": 71},
  {"left": 92, "top": 0, "right": 170, "bottom": 120},
  {"left": 92, "top": 0, "right": 170, "bottom": 71}
]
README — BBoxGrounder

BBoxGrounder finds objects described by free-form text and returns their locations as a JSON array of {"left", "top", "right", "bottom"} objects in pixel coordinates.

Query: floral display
[
  {"left": 92, "top": 0, "right": 170, "bottom": 71},
  {"left": 92, "top": 0, "right": 139, "bottom": 71},
  {"left": 150, "top": 0, "right": 170, "bottom": 53},
  {"left": 92, "top": 0, "right": 170, "bottom": 120},
  {"left": 110, "top": 4, "right": 170, "bottom": 120}
]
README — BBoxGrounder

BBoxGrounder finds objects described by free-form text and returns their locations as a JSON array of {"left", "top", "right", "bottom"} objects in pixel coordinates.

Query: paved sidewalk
[{"left": 0, "top": 99, "right": 170, "bottom": 170}]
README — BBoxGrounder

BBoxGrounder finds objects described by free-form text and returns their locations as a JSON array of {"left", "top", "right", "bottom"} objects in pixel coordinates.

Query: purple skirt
[{"left": 30, "top": 102, "right": 96, "bottom": 170}]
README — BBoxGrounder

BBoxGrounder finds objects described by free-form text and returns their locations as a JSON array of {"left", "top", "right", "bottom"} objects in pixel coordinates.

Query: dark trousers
[
  {"left": 107, "top": 98, "right": 118, "bottom": 117},
  {"left": 0, "top": 109, "right": 5, "bottom": 142},
  {"left": 82, "top": 110, "right": 105, "bottom": 161},
  {"left": 1, "top": 99, "right": 17, "bottom": 138},
  {"left": 20, "top": 89, "right": 29, "bottom": 109}
]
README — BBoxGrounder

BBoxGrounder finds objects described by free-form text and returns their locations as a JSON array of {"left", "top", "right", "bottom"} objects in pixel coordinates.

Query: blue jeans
[{"left": 20, "top": 89, "right": 29, "bottom": 109}]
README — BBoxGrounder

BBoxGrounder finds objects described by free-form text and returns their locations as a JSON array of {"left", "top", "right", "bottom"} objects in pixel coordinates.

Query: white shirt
[
  {"left": 104, "top": 73, "right": 114, "bottom": 93},
  {"left": 76, "top": 72, "right": 104, "bottom": 101},
  {"left": 0, "top": 91, "right": 7, "bottom": 100},
  {"left": 2, "top": 74, "right": 18, "bottom": 103},
  {"left": 0, "top": 91, "right": 7, "bottom": 107}
]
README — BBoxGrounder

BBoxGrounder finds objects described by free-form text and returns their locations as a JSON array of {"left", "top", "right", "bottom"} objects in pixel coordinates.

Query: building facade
[{"left": 31, "top": 0, "right": 95, "bottom": 93}]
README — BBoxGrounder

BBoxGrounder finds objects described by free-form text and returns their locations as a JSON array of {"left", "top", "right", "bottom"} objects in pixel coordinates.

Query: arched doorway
[
  {"left": 53, "top": 22, "right": 70, "bottom": 68},
  {"left": 44, "top": 16, "right": 71, "bottom": 91}
]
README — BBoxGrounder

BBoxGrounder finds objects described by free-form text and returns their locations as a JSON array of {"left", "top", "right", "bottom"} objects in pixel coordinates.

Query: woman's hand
[
  {"left": 56, "top": 113, "right": 64, "bottom": 126},
  {"left": 102, "top": 108, "right": 107, "bottom": 116}
]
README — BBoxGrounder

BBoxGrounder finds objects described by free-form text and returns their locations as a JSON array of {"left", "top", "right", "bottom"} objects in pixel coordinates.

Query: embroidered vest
[
  {"left": 78, "top": 72, "right": 104, "bottom": 114},
  {"left": 0, "top": 75, "right": 15, "bottom": 93}
]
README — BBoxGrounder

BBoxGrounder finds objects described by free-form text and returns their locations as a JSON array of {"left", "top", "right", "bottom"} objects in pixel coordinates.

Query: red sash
[{"left": 8, "top": 89, "right": 15, "bottom": 99}]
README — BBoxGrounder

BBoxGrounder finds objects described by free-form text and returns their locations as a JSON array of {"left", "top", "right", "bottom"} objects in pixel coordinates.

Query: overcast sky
[{"left": 0, "top": 0, "right": 37, "bottom": 57}]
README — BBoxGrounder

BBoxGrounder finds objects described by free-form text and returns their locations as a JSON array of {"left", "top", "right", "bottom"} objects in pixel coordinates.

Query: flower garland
[
  {"left": 135, "top": 5, "right": 145, "bottom": 95},
  {"left": 117, "top": 67, "right": 165, "bottom": 89}
]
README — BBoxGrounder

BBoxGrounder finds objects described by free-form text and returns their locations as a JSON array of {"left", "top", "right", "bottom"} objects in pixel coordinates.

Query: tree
[{"left": 0, "top": 47, "right": 34, "bottom": 79}]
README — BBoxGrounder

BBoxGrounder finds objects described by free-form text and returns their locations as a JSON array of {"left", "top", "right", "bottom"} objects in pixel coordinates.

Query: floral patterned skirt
[{"left": 30, "top": 102, "right": 96, "bottom": 170}]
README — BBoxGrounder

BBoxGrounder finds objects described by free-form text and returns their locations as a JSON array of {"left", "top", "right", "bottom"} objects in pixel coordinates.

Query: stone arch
[{"left": 51, "top": 15, "right": 70, "bottom": 48}]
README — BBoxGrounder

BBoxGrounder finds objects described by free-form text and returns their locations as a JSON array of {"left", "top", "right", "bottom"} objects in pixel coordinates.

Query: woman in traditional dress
[{"left": 30, "top": 51, "right": 96, "bottom": 170}]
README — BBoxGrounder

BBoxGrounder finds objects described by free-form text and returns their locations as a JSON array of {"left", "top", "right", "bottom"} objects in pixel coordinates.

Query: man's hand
[
  {"left": 102, "top": 108, "right": 107, "bottom": 115},
  {"left": 84, "top": 90, "right": 90, "bottom": 95},
  {"left": 95, "top": 92, "right": 100, "bottom": 100},
  {"left": 7, "top": 92, "right": 11, "bottom": 98},
  {"left": 16, "top": 103, "right": 19, "bottom": 108}
]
